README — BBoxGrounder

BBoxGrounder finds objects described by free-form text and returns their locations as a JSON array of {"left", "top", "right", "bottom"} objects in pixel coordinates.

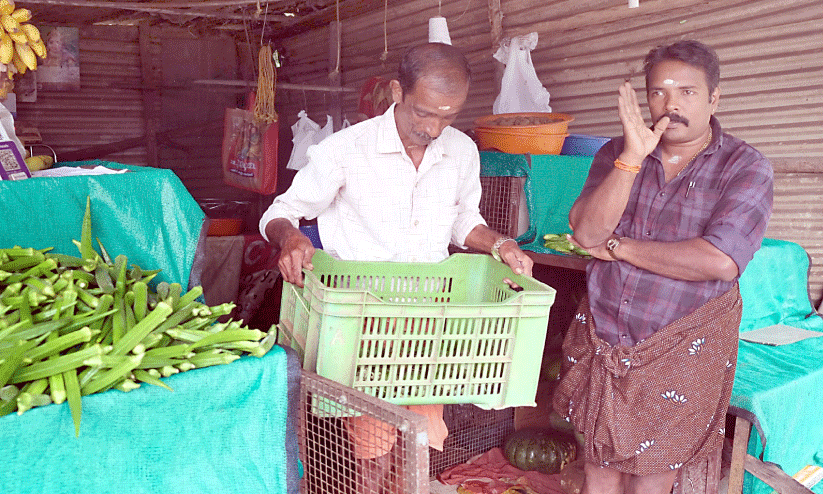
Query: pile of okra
[{"left": 0, "top": 198, "right": 274, "bottom": 434}]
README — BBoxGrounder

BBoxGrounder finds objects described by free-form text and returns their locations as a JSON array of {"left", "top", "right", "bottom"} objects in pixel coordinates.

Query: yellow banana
[
  {"left": 0, "top": 31, "right": 11, "bottom": 64},
  {"left": 40, "top": 155, "right": 55, "bottom": 166},
  {"left": 13, "top": 40, "right": 33, "bottom": 70},
  {"left": 1, "top": 13, "right": 19, "bottom": 33},
  {"left": 19, "top": 23, "right": 38, "bottom": 43},
  {"left": 29, "top": 38, "right": 45, "bottom": 59},
  {"left": 11, "top": 50, "right": 24, "bottom": 75},
  {"left": 10, "top": 8, "right": 29, "bottom": 23},
  {"left": 0, "top": 0, "right": 14, "bottom": 17},
  {"left": 7, "top": 29, "right": 24, "bottom": 44}
]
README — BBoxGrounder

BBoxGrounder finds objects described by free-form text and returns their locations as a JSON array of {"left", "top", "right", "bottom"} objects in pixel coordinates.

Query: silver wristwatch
[
  {"left": 491, "top": 237, "right": 515, "bottom": 262},
  {"left": 606, "top": 237, "right": 622, "bottom": 260}
]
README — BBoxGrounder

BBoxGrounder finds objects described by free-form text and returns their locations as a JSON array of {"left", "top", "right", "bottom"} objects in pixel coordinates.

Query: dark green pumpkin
[{"left": 504, "top": 428, "right": 577, "bottom": 474}]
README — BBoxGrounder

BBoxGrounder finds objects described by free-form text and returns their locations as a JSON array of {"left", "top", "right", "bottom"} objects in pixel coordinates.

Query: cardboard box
[{"left": 0, "top": 140, "right": 30, "bottom": 180}]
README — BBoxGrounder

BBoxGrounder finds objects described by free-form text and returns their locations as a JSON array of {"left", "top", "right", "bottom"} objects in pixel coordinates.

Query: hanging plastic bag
[
  {"left": 222, "top": 46, "right": 279, "bottom": 194},
  {"left": 285, "top": 111, "right": 333, "bottom": 171},
  {"left": 492, "top": 32, "right": 552, "bottom": 114},
  {"left": 0, "top": 103, "right": 25, "bottom": 157}
]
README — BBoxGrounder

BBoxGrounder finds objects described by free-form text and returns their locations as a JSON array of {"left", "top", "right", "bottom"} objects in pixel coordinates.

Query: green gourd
[{"left": 504, "top": 428, "right": 577, "bottom": 474}]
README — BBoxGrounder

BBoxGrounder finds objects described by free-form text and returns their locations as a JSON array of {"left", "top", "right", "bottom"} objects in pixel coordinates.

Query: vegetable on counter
[
  {"left": 0, "top": 197, "right": 275, "bottom": 435},
  {"left": 543, "top": 233, "right": 591, "bottom": 257}
]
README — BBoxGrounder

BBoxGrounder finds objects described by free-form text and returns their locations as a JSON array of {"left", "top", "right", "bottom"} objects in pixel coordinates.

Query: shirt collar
[{"left": 375, "top": 103, "right": 446, "bottom": 161}]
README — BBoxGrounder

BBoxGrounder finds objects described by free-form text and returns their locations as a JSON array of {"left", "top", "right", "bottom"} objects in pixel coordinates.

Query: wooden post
[
  {"left": 727, "top": 416, "right": 751, "bottom": 494},
  {"left": 138, "top": 22, "right": 160, "bottom": 168},
  {"left": 328, "top": 21, "right": 343, "bottom": 131}
]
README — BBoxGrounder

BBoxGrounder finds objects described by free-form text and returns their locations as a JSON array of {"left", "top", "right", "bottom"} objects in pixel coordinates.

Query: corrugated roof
[{"left": 20, "top": 0, "right": 384, "bottom": 39}]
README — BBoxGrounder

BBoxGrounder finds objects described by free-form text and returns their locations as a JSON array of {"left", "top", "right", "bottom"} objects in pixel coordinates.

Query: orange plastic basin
[{"left": 474, "top": 112, "right": 574, "bottom": 154}]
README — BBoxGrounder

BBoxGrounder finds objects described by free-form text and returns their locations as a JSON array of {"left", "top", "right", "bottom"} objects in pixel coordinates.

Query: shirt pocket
[
  {"left": 646, "top": 181, "right": 721, "bottom": 242},
  {"left": 671, "top": 182, "right": 723, "bottom": 236}
]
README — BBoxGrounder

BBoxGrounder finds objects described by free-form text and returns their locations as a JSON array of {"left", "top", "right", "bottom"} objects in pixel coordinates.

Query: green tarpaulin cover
[
  {"left": 479, "top": 151, "right": 592, "bottom": 253},
  {"left": 0, "top": 346, "right": 301, "bottom": 494},
  {"left": 0, "top": 160, "right": 205, "bottom": 288},
  {"left": 735, "top": 238, "right": 823, "bottom": 494}
]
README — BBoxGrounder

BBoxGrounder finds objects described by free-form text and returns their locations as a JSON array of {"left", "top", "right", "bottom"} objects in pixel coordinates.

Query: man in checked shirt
[
  {"left": 260, "top": 42, "right": 532, "bottom": 493},
  {"left": 553, "top": 40, "right": 773, "bottom": 494}
]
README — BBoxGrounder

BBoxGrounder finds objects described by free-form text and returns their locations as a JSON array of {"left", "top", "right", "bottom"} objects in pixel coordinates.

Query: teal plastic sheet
[
  {"left": 734, "top": 238, "right": 823, "bottom": 493},
  {"left": 479, "top": 151, "right": 592, "bottom": 253},
  {"left": 0, "top": 160, "right": 205, "bottom": 288},
  {"left": 0, "top": 346, "right": 301, "bottom": 494}
]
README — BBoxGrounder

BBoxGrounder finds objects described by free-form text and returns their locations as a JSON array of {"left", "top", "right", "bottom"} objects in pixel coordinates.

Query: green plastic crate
[{"left": 278, "top": 250, "right": 556, "bottom": 409}]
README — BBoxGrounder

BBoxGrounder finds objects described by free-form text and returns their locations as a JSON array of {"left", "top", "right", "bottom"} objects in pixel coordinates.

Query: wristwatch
[
  {"left": 491, "top": 237, "right": 515, "bottom": 262},
  {"left": 606, "top": 237, "right": 623, "bottom": 260}
]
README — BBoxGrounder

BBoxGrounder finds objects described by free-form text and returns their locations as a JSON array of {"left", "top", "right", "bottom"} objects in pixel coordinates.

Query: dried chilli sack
[{"left": 222, "top": 46, "right": 279, "bottom": 194}]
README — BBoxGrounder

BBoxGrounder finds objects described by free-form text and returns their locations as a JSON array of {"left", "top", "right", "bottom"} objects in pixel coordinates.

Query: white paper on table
[
  {"left": 32, "top": 166, "right": 130, "bottom": 177},
  {"left": 739, "top": 324, "right": 823, "bottom": 346}
]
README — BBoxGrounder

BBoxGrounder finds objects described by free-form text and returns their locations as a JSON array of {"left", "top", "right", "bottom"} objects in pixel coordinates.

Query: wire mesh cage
[
  {"left": 479, "top": 175, "right": 526, "bottom": 240},
  {"left": 429, "top": 404, "right": 515, "bottom": 478},
  {"left": 298, "top": 370, "right": 430, "bottom": 494}
]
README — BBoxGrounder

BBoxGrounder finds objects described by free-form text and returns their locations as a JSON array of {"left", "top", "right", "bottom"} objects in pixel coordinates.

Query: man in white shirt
[{"left": 259, "top": 42, "right": 533, "bottom": 493}]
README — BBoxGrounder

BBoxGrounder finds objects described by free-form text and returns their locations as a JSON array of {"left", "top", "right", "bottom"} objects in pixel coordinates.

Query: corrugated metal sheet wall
[
  {"left": 16, "top": 26, "right": 148, "bottom": 165},
  {"left": 273, "top": 0, "right": 823, "bottom": 304},
  {"left": 15, "top": 25, "right": 258, "bottom": 208}
]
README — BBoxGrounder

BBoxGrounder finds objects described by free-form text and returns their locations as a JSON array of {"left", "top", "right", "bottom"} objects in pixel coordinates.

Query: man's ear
[
  {"left": 390, "top": 80, "right": 403, "bottom": 104},
  {"left": 710, "top": 86, "right": 720, "bottom": 114}
]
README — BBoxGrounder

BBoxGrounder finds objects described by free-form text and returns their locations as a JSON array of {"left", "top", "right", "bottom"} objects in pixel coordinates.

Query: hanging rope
[
  {"left": 329, "top": 0, "right": 341, "bottom": 78},
  {"left": 242, "top": 7, "right": 257, "bottom": 81},
  {"left": 380, "top": 0, "right": 388, "bottom": 62},
  {"left": 259, "top": 1, "right": 268, "bottom": 47},
  {"left": 254, "top": 45, "right": 278, "bottom": 124}
]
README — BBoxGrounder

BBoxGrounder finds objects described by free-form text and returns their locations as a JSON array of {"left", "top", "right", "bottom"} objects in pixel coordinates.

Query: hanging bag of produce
[{"left": 221, "top": 45, "right": 279, "bottom": 194}]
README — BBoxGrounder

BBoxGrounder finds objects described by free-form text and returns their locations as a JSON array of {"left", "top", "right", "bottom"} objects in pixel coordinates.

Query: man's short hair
[
  {"left": 644, "top": 40, "right": 720, "bottom": 99},
  {"left": 397, "top": 43, "right": 471, "bottom": 96}
]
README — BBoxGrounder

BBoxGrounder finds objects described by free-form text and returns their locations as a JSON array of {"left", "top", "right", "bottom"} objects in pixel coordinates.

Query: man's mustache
[{"left": 657, "top": 112, "right": 689, "bottom": 126}]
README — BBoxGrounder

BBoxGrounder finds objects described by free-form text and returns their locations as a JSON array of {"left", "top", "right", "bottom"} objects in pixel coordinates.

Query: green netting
[
  {"left": 479, "top": 152, "right": 593, "bottom": 253},
  {"left": 0, "top": 160, "right": 205, "bottom": 288}
]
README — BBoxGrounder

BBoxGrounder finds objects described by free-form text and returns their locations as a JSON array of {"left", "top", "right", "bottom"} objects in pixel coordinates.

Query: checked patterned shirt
[{"left": 583, "top": 117, "right": 773, "bottom": 347}]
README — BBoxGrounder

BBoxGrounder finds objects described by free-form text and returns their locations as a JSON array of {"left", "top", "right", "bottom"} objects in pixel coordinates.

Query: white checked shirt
[{"left": 259, "top": 104, "right": 487, "bottom": 263}]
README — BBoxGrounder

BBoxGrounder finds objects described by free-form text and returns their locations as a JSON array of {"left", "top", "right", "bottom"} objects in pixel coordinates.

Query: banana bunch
[
  {"left": 24, "top": 154, "right": 54, "bottom": 171},
  {"left": 0, "top": 0, "right": 47, "bottom": 80},
  {"left": 543, "top": 233, "right": 591, "bottom": 257}
]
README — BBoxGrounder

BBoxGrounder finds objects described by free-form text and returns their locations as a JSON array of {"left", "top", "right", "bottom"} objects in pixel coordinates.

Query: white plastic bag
[
  {"left": 286, "top": 111, "right": 334, "bottom": 171},
  {"left": 0, "top": 103, "right": 25, "bottom": 156},
  {"left": 492, "top": 32, "right": 552, "bottom": 114}
]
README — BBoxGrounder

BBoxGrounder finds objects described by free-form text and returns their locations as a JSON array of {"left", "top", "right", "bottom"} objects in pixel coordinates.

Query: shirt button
[
  {"left": 413, "top": 220, "right": 419, "bottom": 226},
  {"left": 645, "top": 230, "right": 651, "bottom": 236},
  {"left": 623, "top": 299, "right": 629, "bottom": 304},
  {"left": 659, "top": 192, "right": 665, "bottom": 197}
]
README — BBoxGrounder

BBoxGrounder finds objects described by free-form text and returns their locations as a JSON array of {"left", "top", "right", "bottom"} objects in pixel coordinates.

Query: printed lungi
[{"left": 552, "top": 285, "right": 741, "bottom": 474}]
